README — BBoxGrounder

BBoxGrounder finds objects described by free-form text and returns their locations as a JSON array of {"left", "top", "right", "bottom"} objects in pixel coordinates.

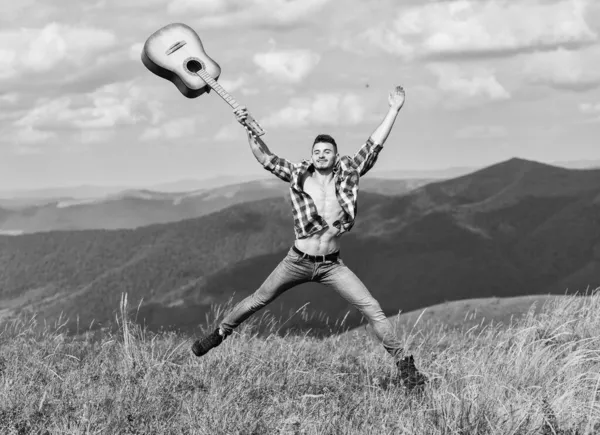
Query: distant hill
[
  {"left": 1, "top": 157, "right": 599, "bottom": 337},
  {"left": 0, "top": 175, "right": 269, "bottom": 200},
  {"left": 2, "top": 156, "right": 596, "bottom": 201},
  {"left": 351, "top": 294, "right": 566, "bottom": 336},
  {"left": 0, "top": 178, "right": 432, "bottom": 233},
  {"left": 146, "top": 174, "right": 271, "bottom": 192},
  {"left": 369, "top": 157, "right": 600, "bottom": 179},
  {"left": 0, "top": 185, "right": 130, "bottom": 201}
]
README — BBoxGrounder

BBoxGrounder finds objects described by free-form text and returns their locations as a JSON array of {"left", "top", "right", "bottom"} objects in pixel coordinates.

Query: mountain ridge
[{"left": 1, "top": 157, "right": 599, "bottom": 335}]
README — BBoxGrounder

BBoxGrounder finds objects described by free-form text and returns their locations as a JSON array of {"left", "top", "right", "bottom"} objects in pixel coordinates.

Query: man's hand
[
  {"left": 368, "top": 85, "right": 405, "bottom": 148},
  {"left": 234, "top": 106, "right": 256, "bottom": 139},
  {"left": 388, "top": 85, "right": 405, "bottom": 111},
  {"left": 234, "top": 106, "right": 249, "bottom": 126}
]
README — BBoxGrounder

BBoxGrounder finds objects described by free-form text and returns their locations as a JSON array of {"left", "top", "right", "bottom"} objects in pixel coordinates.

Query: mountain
[
  {"left": 1, "top": 157, "right": 599, "bottom": 337},
  {"left": 0, "top": 175, "right": 269, "bottom": 200},
  {"left": 370, "top": 166, "right": 478, "bottom": 179},
  {"left": 552, "top": 159, "right": 600, "bottom": 169},
  {"left": 0, "top": 181, "right": 286, "bottom": 233},
  {"left": 3, "top": 157, "right": 596, "bottom": 202},
  {"left": 0, "top": 178, "right": 432, "bottom": 234},
  {"left": 369, "top": 157, "right": 600, "bottom": 179},
  {"left": 0, "top": 185, "right": 130, "bottom": 200},
  {"left": 147, "top": 174, "right": 271, "bottom": 192}
]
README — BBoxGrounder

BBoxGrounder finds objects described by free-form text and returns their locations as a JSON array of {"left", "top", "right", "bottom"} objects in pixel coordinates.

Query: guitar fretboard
[{"left": 195, "top": 69, "right": 239, "bottom": 110}]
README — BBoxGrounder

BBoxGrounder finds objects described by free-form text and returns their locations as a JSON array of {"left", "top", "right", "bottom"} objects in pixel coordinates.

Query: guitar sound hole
[{"left": 186, "top": 59, "right": 203, "bottom": 73}]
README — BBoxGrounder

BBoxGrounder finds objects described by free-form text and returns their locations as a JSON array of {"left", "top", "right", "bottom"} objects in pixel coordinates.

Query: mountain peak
[{"left": 420, "top": 156, "right": 600, "bottom": 208}]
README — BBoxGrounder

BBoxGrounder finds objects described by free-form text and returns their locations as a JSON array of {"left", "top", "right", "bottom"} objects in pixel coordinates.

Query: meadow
[{"left": 0, "top": 291, "right": 599, "bottom": 434}]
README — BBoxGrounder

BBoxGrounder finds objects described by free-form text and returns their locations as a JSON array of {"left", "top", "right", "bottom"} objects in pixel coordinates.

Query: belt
[{"left": 293, "top": 245, "right": 340, "bottom": 262}]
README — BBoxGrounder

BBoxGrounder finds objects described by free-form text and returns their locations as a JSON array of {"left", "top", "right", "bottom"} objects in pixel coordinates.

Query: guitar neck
[{"left": 195, "top": 69, "right": 239, "bottom": 110}]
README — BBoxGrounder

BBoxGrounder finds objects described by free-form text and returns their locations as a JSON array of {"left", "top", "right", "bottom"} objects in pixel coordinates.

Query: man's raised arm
[
  {"left": 234, "top": 107, "right": 294, "bottom": 182},
  {"left": 351, "top": 85, "right": 406, "bottom": 176}
]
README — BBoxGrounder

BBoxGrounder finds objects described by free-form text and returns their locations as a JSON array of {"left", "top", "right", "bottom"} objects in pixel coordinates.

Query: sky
[{"left": 1, "top": 0, "right": 600, "bottom": 190}]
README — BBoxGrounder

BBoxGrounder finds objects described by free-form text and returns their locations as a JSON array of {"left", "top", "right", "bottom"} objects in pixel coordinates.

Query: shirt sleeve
[
  {"left": 349, "top": 137, "right": 384, "bottom": 177},
  {"left": 262, "top": 154, "right": 295, "bottom": 182}
]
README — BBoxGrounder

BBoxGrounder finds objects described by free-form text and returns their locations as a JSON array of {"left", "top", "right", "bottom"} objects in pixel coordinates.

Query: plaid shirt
[{"left": 263, "top": 137, "right": 383, "bottom": 239}]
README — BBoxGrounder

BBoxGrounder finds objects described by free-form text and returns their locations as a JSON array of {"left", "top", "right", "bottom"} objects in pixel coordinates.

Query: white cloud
[
  {"left": 79, "top": 130, "right": 115, "bottom": 144},
  {"left": 0, "top": 93, "right": 19, "bottom": 104},
  {"left": 217, "top": 76, "right": 247, "bottom": 93},
  {"left": 140, "top": 116, "right": 197, "bottom": 141},
  {"left": 168, "top": 0, "right": 331, "bottom": 28},
  {"left": 523, "top": 46, "right": 600, "bottom": 91},
  {"left": 13, "top": 144, "right": 45, "bottom": 155},
  {"left": 11, "top": 80, "right": 164, "bottom": 133},
  {"left": 455, "top": 125, "right": 508, "bottom": 140},
  {"left": 0, "top": 23, "right": 116, "bottom": 80},
  {"left": 263, "top": 93, "right": 365, "bottom": 128},
  {"left": 426, "top": 63, "right": 510, "bottom": 107},
  {"left": 360, "top": 27, "right": 415, "bottom": 59},
  {"left": 214, "top": 122, "right": 246, "bottom": 142},
  {"left": 350, "top": 0, "right": 596, "bottom": 60},
  {"left": 253, "top": 49, "right": 320, "bottom": 83},
  {"left": 579, "top": 102, "right": 600, "bottom": 115},
  {"left": 129, "top": 42, "right": 144, "bottom": 62},
  {"left": 13, "top": 126, "right": 55, "bottom": 144},
  {"left": 579, "top": 102, "right": 600, "bottom": 122}
]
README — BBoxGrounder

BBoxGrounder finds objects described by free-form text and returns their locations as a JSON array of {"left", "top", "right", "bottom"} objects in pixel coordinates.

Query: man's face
[{"left": 312, "top": 142, "right": 337, "bottom": 170}]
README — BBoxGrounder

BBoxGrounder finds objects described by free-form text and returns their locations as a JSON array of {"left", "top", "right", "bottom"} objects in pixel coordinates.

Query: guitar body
[
  {"left": 142, "top": 23, "right": 266, "bottom": 136},
  {"left": 141, "top": 23, "right": 221, "bottom": 98}
]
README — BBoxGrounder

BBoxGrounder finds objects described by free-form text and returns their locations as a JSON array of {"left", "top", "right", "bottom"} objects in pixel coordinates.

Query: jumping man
[{"left": 192, "top": 85, "right": 427, "bottom": 390}]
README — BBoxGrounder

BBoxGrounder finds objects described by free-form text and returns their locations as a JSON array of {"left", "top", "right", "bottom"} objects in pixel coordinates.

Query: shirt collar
[{"left": 304, "top": 159, "right": 340, "bottom": 174}]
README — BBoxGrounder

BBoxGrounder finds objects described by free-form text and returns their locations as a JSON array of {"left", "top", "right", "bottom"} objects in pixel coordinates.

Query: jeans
[{"left": 219, "top": 246, "right": 404, "bottom": 359}]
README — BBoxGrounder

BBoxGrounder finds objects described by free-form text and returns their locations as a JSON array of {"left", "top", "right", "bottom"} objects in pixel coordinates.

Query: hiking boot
[
  {"left": 192, "top": 328, "right": 224, "bottom": 357},
  {"left": 396, "top": 355, "right": 427, "bottom": 391}
]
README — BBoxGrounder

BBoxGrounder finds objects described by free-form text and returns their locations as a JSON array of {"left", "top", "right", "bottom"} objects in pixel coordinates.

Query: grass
[{"left": 1, "top": 291, "right": 599, "bottom": 434}]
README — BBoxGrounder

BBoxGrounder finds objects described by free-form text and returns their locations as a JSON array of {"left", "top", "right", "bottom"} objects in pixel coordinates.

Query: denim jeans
[{"left": 219, "top": 246, "right": 404, "bottom": 359}]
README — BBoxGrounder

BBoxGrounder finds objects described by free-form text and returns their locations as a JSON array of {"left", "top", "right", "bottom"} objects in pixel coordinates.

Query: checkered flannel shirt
[{"left": 263, "top": 137, "right": 383, "bottom": 239}]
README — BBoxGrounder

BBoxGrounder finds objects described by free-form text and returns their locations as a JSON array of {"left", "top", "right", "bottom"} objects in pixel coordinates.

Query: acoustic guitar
[{"left": 141, "top": 23, "right": 265, "bottom": 137}]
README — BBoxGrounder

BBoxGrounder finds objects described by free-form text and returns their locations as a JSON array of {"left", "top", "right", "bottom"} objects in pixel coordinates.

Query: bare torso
[{"left": 294, "top": 172, "right": 344, "bottom": 256}]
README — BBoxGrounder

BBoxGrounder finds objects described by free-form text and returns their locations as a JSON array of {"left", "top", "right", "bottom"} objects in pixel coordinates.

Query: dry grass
[{"left": 1, "top": 291, "right": 599, "bottom": 434}]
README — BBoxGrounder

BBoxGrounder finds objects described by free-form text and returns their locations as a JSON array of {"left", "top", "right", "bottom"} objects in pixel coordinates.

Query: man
[{"left": 192, "top": 85, "right": 427, "bottom": 390}]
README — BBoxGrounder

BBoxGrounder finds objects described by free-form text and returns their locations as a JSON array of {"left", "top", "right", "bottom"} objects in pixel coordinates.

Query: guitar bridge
[{"left": 166, "top": 40, "right": 187, "bottom": 55}]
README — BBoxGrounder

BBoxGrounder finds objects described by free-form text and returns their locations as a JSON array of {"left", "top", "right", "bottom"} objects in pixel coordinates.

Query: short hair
[{"left": 312, "top": 134, "right": 337, "bottom": 153}]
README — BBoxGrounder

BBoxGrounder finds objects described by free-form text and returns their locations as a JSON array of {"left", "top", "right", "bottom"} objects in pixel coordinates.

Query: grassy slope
[{"left": 0, "top": 292, "right": 598, "bottom": 434}]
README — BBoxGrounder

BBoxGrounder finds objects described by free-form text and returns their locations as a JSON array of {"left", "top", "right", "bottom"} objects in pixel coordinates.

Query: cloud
[
  {"left": 426, "top": 63, "right": 510, "bottom": 108},
  {"left": 11, "top": 80, "right": 164, "bottom": 134},
  {"left": 13, "top": 126, "right": 56, "bottom": 144},
  {"left": 217, "top": 76, "right": 247, "bottom": 93},
  {"left": 214, "top": 122, "right": 246, "bottom": 142},
  {"left": 253, "top": 49, "right": 320, "bottom": 83},
  {"left": 523, "top": 46, "right": 600, "bottom": 91},
  {"left": 455, "top": 125, "right": 508, "bottom": 140},
  {"left": 579, "top": 102, "right": 600, "bottom": 115},
  {"left": 579, "top": 102, "right": 600, "bottom": 122},
  {"left": 0, "top": 93, "right": 19, "bottom": 104},
  {"left": 79, "top": 130, "right": 115, "bottom": 144},
  {"left": 129, "top": 42, "right": 144, "bottom": 62},
  {"left": 349, "top": 0, "right": 597, "bottom": 60},
  {"left": 12, "top": 143, "right": 45, "bottom": 155},
  {"left": 263, "top": 93, "right": 365, "bottom": 128},
  {"left": 167, "top": 0, "right": 331, "bottom": 28},
  {"left": 0, "top": 22, "right": 117, "bottom": 80},
  {"left": 140, "top": 117, "right": 197, "bottom": 141}
]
